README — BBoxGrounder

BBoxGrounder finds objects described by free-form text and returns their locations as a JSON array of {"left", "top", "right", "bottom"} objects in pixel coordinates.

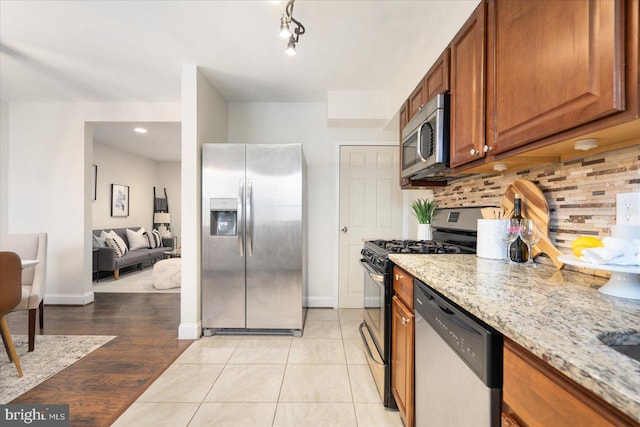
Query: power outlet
[{"left": 616, "top": 192, "right": 640, "bottom": 225}]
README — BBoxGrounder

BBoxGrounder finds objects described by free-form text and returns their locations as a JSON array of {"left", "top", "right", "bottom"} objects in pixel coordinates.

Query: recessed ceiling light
[{"left": 134, "top": 127, "right": 147, "bottom": 134}]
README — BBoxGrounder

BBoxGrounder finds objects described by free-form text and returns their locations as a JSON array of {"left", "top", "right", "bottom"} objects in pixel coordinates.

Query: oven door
[
  {"left": 360, "top": 260, "right": 386, "bottom": 358},
  {"left": 359, "top": 259, "right": 396, "bottom": 408}
]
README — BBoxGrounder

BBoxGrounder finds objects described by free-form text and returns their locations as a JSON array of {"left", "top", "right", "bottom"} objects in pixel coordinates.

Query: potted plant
[{"left": 410, "top": 198, "right": 438, "bottom": 240}]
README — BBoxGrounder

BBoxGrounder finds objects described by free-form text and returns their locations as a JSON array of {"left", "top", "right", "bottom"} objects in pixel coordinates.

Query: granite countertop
[{"left": 389, "top": 254, "right": 640, "bottom": 423}]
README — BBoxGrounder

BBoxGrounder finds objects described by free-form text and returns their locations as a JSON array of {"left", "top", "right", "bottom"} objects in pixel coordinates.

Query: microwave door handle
[{"left": 415, "top": 121, "right": 433, "bottom": 162}]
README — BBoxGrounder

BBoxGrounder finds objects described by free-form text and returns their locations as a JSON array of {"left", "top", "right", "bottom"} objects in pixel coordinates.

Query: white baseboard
[
  {"left": 305, "top": 296, "right": 337, "bottom": 308},
  {"left": 179, "top": 321, "right": 201, "bottom": 340},
  {"left": 44, "top": 291, "right": 94, "bottom": 306}
]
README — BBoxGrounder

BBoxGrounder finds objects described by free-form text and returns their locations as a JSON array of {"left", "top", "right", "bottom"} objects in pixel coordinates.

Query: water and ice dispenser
[{"left": 210, "top": 198, "right": 238, "bottom": 236}]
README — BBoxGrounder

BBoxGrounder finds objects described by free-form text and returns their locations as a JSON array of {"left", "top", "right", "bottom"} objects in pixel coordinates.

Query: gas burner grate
[{"left": 370, "top": 239, "right": 463, "bottom": 255}]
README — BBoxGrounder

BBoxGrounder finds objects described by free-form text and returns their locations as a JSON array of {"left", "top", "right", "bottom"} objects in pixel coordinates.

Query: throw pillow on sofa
[
  {"left": 145, "top": 230, "right": 164, "bottom": 248},
  {"left": 92, "top": 234, "right": 108, "bottom": 248},
  {"left": 105, "top": 237, "right": 127, "bottom": 257},
  {"left": 127, "top": 228, "right": 149, "bottom": 250},
  {"left": 101, "top": 230, "right": 129, "bottom": 257}
]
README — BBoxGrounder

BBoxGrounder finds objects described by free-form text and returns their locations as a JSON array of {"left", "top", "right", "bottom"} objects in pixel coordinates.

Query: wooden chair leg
[
  {"left": 114, "top": 269, "right": 120, "bottom": 280},
  {"left": 39, "top": 300, "right": 44, "bottom": 329},
  {"left": 1, "top": 323, "right": 12, "bottom": 362},
  {"left": 28, "top": 308, "right": 36, "bottom": 352},
  {"left": 1, "top": 317, "right": 23, "bottom": 377}
]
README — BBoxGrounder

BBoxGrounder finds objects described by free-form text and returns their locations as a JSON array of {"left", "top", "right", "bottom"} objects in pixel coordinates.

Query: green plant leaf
[{"left": 410, "top": 198, "right": 437, "bottom": 224}]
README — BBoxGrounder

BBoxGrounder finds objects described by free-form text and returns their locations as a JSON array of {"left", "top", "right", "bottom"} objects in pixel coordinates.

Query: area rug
[
  {"left": 0, "top": 334, "right": 115, "bottom": 404},
  {"left": 93, "top": 269, "right": 180, "bottom": 294}
]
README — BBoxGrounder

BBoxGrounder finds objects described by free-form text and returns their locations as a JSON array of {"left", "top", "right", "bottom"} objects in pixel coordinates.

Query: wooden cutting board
[{"left": 500, "top": 179, "right": 564, "bottom": 269}]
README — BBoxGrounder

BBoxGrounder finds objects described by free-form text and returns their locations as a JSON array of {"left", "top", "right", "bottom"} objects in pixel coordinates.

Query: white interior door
[{"left": 338, "top": 145, "right": 403, "bottom": 308}]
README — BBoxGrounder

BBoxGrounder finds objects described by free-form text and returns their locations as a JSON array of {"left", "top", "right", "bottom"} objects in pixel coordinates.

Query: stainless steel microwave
[{"left": 401, "top": 92, "right": 450, "bottom": 180}]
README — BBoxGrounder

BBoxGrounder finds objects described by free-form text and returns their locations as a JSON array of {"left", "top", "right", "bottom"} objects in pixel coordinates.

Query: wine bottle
[{"left": 509, "top": 194, "right": 529, "bottom": 263}]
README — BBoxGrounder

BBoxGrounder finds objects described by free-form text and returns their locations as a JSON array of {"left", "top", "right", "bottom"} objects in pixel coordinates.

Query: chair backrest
[
  {"left": 0, "top": 233, "right": 47, "bottom": 291},
  {"left": 0, "top": 251, "right": 22, "bottom": 316}
]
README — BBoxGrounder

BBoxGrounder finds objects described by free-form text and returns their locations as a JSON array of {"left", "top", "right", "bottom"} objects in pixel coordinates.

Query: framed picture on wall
[
  {"left": 92, "top": 165, "right": 97, "bottom": 201},
  {"left": 111, "top": 184, "right": 129, "bottom": 217}
]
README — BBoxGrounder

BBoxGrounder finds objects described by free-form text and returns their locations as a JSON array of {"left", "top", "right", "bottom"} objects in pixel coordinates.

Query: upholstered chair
[
  {"left": 0, "top": 251, "right": 24, "bottom": 376},
  {"left": 0, "top": 233, "right": 47, "bottom": 352}
]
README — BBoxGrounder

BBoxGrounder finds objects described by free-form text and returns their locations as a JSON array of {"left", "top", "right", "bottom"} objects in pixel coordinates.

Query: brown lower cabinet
[
  {"left": 503, "top": 338, "right": 638, "bottom": 427},
  {"left": 392, "top": 266, "right": 414, "bottom": 427}
]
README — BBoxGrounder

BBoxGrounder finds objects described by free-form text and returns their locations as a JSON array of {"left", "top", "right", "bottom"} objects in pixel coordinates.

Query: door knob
[{"left": 341, "top": 226, "right": 348, "bottom": 233}]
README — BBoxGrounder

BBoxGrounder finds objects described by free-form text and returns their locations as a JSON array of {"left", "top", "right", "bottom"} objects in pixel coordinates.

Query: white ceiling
[
  {"left": 1, "top": 0, "right": 470, "bottom": 161},
  {"left": 92, "top": 122, "right": 182, "bottom": 162}
]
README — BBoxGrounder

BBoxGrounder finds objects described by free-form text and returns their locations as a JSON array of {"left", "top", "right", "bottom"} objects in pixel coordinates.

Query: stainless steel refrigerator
[{"left": 202, "top": 143, "right": 306, "bottom": 336}]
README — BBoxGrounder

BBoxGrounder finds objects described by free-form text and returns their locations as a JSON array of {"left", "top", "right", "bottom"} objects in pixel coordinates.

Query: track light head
[
  {"left": 279, "top": 15, "right": 292, "bottom": 38},
  {"left": 279, "top": 0, "right": 304, "bottom": 55},
  {"left": 286, "top": 36, "right": 297, "bottom": 55}
]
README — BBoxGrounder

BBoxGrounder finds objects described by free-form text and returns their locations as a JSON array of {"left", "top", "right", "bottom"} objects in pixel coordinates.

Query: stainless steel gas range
[{"left": 358, "top": 206, "right": 486, "bottom": 409}]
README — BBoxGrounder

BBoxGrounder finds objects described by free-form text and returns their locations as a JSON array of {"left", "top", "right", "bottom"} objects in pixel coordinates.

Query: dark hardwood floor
[{"left": 4, "top": 292, "right": 192, "bottom": 426}]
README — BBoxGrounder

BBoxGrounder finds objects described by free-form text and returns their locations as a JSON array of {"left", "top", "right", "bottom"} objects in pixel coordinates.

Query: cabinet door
[
  {"left": 503, "top": 339, "right": 636, "bottom": 426},
  {"left": 408, "top": 79, "right": 426, "bottom": 120},
  {"left": 399, "top": 101, "right": 410, "bottom": 132},
  {"left": 486, "top": 0, "right": 625, "bottom": 154},
  {"left": 391, "top": 296, "right": 415, "bottom": 427},
  {"left": 393, "top": 265, "right": 413, "bottom": 309},
  {"left": 425, "top": 48, "right": 450, "bottom": 101},
  {"left": 450, "top": 2, "right": 486, "bottom": 167}
]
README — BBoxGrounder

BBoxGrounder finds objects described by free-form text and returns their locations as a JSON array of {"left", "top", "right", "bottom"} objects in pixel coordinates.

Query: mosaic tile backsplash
[{"left": 432, "top": 145, "right": 640, "bottom": 271}]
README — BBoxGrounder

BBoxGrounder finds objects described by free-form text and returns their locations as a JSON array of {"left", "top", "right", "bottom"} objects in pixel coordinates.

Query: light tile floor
[{"left": 113, "top": 309, "right": 403, "bottom": 427}]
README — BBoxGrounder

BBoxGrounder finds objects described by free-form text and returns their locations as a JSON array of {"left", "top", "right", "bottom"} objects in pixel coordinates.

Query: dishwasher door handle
[{"left": 359, "top": 322, "right": 385, "bottom": 366}]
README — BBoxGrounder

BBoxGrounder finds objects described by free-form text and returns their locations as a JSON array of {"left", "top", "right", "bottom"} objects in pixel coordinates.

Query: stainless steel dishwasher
[{"left": 414, "top": 279, "right": 502, "bottom": 427}]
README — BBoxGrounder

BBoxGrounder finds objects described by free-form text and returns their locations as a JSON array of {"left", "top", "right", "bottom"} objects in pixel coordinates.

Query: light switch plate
[{"left": 617, "top": 192, "right": 640, "bottom": 225}]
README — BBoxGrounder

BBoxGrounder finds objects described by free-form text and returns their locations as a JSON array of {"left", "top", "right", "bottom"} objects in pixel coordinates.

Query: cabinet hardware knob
[
  {"left": 483, "top": 145, "right": 494, "bottom": 153},
  {"left": 340, "top": 226, "right": 348, "bottom": 233},
  {"left": 469, "top": 148, "right": 478, "bottom": 156},
  {"left": 395, "top": 274, "right": 399, "bottom": 280},
  {"left": 401, "top": 317, "right": 409, "bottom": 325}
]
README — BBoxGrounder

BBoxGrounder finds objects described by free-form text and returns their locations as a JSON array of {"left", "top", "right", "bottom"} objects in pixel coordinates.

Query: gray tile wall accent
[{"left": 432, "top": 145, "right": 640, "bottom": 271}]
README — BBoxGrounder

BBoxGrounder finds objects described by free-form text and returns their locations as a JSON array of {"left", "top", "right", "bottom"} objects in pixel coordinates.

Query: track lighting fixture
[{"left": 279, "top": 0, "right": 305, "bottom": 55}]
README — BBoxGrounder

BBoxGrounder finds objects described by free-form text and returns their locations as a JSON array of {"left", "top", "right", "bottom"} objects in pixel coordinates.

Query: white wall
[
  {"left": 0, "top": 101, "right": 8, "bottom": 235},
  {"left": 179, "top": 65, "right": 228, "bottom": 340},
  {"left": 92, "top": 142, "right": 182, "bottom": 232},
  {"left": 228, "top": 102, "right": 400, "bottom": 307},
  {"left": 4, "top": 102, "right": 180, "bottom": 305},
  {"left": 158, "top": 161, "right": 182, "bottom": 243},
  {"left": 389, "top": 0, "right": 480, "bottom": 112}
]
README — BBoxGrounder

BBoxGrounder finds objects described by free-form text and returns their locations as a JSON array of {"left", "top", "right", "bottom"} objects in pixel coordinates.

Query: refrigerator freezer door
[
  {"left": 245, "top": 144, "right": 303, "bottom": 329},
  {"left": 202, "top": 143, "right": 247, "bottom": 328}
]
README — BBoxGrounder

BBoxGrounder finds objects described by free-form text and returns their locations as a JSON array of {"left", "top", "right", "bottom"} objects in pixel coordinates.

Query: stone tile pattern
[
  {"left": 390, "top": 253, "right": 640, "bottom": 424},
  {"left": 432, "top": 145, "right": 640, "bottom": 273},
  {"left": 112, "top": 309, "right": 404, "bottom": 427}
]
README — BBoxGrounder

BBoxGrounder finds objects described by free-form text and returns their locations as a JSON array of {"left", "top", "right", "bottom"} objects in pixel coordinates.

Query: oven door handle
[
  {"left": 359, "top": 322, "right": 385, "bottom": 366},
  {"left": 359, "top": 260, "right": 385, "bottom": 283}
]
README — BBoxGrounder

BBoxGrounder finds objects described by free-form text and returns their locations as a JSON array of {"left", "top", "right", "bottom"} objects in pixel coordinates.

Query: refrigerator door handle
[
  {"left": 238, "top": 179, "right": 244, "bottom": 257},
  {"left": 247, "top": 179, "right": 253, "bottom": 256}
]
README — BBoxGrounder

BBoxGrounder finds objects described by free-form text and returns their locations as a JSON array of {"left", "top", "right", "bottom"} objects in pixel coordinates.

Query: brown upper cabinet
[
  {"left": 449, "top": 2, "right": 486, "bottom": 168},
  {"left": 407, "top": 49, "right": 451, "bottom": 124},
  {"left": 485, "top": 0, "right": 627, "bottom": 155},
  {"left": 399, "top": 100, "right": 410, "bottom": 135},
  {"left": 400, "top": 49, "right": 451, "bottom": 189},
  {"left": 400, "top": 0, "right": 638, "bottom": 180}
]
